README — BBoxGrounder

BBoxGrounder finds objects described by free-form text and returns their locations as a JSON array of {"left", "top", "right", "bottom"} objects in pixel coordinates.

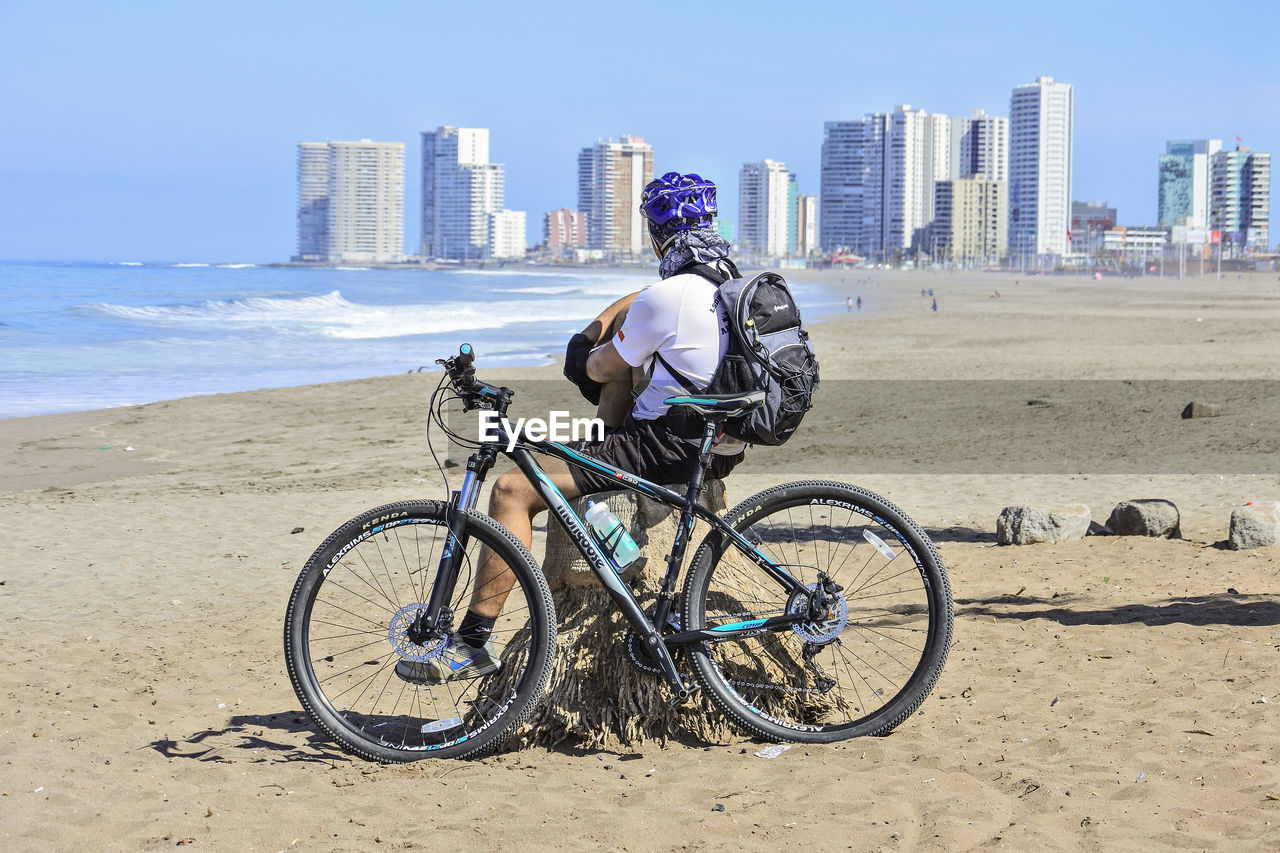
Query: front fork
[{"left": 410, "top": 445, "right": 496, "bottom": 640}]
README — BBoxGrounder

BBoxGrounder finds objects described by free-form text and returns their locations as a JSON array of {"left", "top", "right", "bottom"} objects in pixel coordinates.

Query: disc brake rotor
[
  {"left": 787, "top": 583, "right": 848, "bottom": 644},
  {"left": 387, "top": 604, "right": 449, "bottom": 663}
]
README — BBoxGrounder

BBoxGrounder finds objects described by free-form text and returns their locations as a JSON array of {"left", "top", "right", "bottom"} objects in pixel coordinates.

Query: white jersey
[{"left": 611, "top": 269, "right": 746, "bottom": 454}]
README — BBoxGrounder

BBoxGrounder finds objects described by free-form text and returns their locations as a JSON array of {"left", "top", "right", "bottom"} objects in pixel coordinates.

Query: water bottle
[{"left": 584, "top": 500, "right": 640, "bottom": 569}]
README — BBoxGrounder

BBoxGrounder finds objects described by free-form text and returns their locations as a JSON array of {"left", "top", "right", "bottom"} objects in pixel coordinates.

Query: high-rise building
[
  {"left": 786, "top": 172, "right": 799, "bottom": 256},
  {"left": 488, "top": 209, "right": 527, "bottom": 259},
  {"left": 819, "top": 117, "right": 882, "bottom": 254},
  {"left": 420, "top": 127, "right": 515, "bottom": 260},
  {"left": 822, "top": 105, "right": 1010, "bottom": 262},
  {"left": 577, "top": 136, "right": 655, "bottom": 255},
  {"left": 1009, "top": 76, "right": 1074, "bottom": 260},
  {"left": 295, "top": 143, "right": 331, "bottom": 261},
  {"left": 294, "top": 140, "right": 405, "bottom": 263},
  {"left": 1211, "top": 146, "right": 1271, "bottom": 256},
  {"left": 544, "top": 208, "right": 588, "bottom": 254},
  {"left": 739, "top": 159, "right": 792, "bottom": 256},
  {"left": 821, "top": 107, "right": 961, "bottom": 261},
  {"left": 932, "top": 175, "right": 1007, "bottom": 266},
  {"left": 1157, "top": 139, "right": 1221, "bottom": 229},
  {"left": 952, "top": 109, "right": 1008, "bottom": 183},
  {"left": 797, "top": 194, "right": 818, "bottom": 257},
  {"left": 884, "top": 106, "right": 952, "bottom": 256}
]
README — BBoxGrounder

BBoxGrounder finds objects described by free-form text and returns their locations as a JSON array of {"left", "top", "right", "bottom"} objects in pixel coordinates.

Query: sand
[{"left": 2, "top": 268, "right": 1279, "bottom": 850}]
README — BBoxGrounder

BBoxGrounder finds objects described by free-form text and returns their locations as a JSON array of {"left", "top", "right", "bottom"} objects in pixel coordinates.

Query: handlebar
[
  {"left": 455, "top": 343, "right": 475, "bottom": 373},
  {"left": 435, "top": 343, "right": 511, "bottom": 412}
]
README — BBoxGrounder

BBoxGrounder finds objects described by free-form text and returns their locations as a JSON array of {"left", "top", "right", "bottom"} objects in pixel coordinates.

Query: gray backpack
[{"left": 658, "top": 263, "right": 819, "bottom": 446}]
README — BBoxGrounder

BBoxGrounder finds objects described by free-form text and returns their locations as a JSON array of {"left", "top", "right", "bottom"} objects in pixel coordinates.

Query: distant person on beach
[
  {"left": 397, "top": 172, "right": 746, "bottom": 684},
  {"left": 856, "top": 296, "right": 862, "bottom": 310},
  {"left": 846, "top": 296, "right": 853, "bottom": 312},
  {"left": 932, "top": 298, "right": 938, "bottom": 312}
]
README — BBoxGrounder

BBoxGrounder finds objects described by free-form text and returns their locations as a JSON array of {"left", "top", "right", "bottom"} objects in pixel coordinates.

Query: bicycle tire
[
  {"left": 284, "top": 500, "right": 556, "bottom": 762},
  {"left": 683, "top": 481, "right": 952, "bottom": 743}
]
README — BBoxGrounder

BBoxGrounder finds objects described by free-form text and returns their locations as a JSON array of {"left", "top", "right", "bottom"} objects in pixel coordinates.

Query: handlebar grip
[{"left": 456, "top": 343, "right": 475, "bottom": 371}]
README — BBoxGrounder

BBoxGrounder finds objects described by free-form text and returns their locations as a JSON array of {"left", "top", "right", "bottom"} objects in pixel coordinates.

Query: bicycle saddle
[{"left": 663, "top": 390, "right": 766, "bottom": 419}]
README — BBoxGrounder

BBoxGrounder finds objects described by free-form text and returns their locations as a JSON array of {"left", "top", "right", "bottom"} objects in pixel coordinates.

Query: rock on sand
[
  {"left": 996, "top": 504, "right": 1091, "bottom": 545},
  {"left": 1106, "top": 499, "right": 1181, "bottom": 539},
  {"left": 1228, "top": 500, "right": 1280, "bottom": 550}
]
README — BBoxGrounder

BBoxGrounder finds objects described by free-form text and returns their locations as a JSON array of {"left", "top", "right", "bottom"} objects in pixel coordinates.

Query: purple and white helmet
[{"left": 639, "top": 172, "right": 717, "bottom": 231}]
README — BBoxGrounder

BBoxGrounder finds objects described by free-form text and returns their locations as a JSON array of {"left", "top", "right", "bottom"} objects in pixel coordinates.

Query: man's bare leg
[
  {"left": 464, "top": 298, "right": 636, "bottom": 625},
  {"left": 466, "top": 458, "right": 580, "bottom": 620}
]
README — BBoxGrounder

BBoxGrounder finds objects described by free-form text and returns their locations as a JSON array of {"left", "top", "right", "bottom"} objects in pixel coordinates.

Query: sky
[{"left": 1, "top": 0, "right": 1275, "bottom": 263}]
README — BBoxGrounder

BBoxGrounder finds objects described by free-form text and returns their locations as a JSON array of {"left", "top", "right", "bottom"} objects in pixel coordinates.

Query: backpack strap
[
  {"left": 652, "top": 351, "right": 700, "bottom": 394},
  {"left": 684, "top": 257, "right": 740, "bottom": 285},
  {"left": 636, "top": 256, "right": 741, "bottom": 400}
]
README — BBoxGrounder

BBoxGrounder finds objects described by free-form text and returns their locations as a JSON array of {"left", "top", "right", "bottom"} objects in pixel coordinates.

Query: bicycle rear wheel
[
  {"left": 683, "top": 481, "right": 952, "bottom": 743},
  {"left": 284, "top": 500, "right": 556, "bottom": 762}
]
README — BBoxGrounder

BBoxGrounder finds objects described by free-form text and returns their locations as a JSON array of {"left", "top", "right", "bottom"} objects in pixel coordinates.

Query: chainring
[
  {"left": 624, "top": 628, "right": 665, "bottom": 674},
  {"left": 623, "top": 608, "right": 683, "bottom": 675}
]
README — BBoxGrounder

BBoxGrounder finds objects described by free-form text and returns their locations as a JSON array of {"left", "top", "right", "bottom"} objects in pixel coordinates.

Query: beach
[{"left": 2, "top": 268, "right": 1279, "bottom": 850}]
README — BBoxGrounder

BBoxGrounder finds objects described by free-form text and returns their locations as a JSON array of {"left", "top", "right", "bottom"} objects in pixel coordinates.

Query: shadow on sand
[
  {"left": 147, "top": 712, "right": 350, "bottom": 765},
  {"left": 956, "top": 591, "right": 1280, "bottom": 628}
]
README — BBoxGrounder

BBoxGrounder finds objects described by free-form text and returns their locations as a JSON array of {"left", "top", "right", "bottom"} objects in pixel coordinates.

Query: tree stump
[{"left": 488, "top": 481, "right": 735, "bottom": 749}]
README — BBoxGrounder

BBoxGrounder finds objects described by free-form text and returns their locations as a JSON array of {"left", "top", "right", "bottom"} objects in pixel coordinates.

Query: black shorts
[{"left": 564, "top": 415, "right": 746, "bottom": 496}]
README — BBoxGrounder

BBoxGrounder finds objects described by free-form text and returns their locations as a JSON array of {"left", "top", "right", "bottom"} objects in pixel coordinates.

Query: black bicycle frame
[{"left": 431, "top": 415, "right": 812, "bottom": 697}]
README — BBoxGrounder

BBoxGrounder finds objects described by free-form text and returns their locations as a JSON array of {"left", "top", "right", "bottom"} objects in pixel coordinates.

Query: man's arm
[
  {"left": 564, "top": 291, "right": 641, "bottom": 405},
  {"left": 585, "top": 340, "right": 632, "bottom": 383},
  {"left": 577, "top": 291, "right": 639, "bottom": 345}
]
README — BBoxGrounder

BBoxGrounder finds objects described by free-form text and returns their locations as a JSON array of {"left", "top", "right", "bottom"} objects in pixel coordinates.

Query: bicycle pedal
[{"left": 667, "top": 685, "right": 701, "bottom": 707}]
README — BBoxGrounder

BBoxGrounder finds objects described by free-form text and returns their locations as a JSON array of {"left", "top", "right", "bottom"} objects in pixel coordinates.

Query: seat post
[
  {"left": 662, "top": 418, "right": 720, "bottom": 602},
  {"left": 682, "top": 419, "right": 720, "bottom": 506}
]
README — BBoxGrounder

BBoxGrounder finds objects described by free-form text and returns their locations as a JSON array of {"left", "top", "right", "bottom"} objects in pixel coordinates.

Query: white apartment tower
[
  {"left": 884, "top": 106, "right": 952, "bottom": 256},
  {"left": 1009, "top": 76, "right": 1074, "bottom": 259},
  {"left": 739, "top": 159, "right": 792, "bottom": 257},
  {"left": 295, "top": 140, "right": 405, "bottom": 263},
  {"left": 797, "top": 194, "right": 818, "bottom": 256},
  {"left": 421, "top": 127, "right": 514, "bottom": 260},
  {"left": 577, "top": 136, "right": 655, "bottom": 255},
  {"left": 488, "top": 210, "right": 527, "bottom": 260},
  {"left": 952, "top": 109, "right": 1008, "bottom": 183}
]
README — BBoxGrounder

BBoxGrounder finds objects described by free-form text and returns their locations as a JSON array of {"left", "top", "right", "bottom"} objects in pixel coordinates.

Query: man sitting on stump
[{"left": 397, "top": 171, "right": 746, "bottom": 685}]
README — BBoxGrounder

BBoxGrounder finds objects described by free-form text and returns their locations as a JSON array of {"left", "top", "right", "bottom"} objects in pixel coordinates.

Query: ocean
[{"left": 0, "top": 260, "right": 843, "bottom": 419}]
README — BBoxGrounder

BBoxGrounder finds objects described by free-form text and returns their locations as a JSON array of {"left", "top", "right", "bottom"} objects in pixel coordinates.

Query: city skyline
[{"left": 1, "top": 1, "right": 1276, "bottom": 262}]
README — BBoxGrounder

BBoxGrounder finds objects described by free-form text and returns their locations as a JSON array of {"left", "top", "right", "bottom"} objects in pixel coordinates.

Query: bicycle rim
[
  {"left": 284, "top": 501, "right": 555, "bottom": 762},
  {"left": 684, "top": 481, "right": 952, "bottom": 743}
]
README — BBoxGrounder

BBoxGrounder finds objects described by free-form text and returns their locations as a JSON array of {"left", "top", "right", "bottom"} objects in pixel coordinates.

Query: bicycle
[{"left": 284, "top": 344, "right": 953, "bottom": 763}]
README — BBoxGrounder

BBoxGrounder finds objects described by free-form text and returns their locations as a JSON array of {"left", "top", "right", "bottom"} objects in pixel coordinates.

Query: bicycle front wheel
[
  {"left": 683, "top": 481, "right": 952, "bottom": 743},
  {"left": 284, "top": 500, "right": 556, "bottom": 762}
]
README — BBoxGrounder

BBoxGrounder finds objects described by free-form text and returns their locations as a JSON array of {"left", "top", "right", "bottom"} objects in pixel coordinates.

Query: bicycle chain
[
  {"left": 727, "top": 680, "right": 831, "bottom": 695},
  {"left": 719, "top": 606, "right": 832, "bottom": 695}
]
